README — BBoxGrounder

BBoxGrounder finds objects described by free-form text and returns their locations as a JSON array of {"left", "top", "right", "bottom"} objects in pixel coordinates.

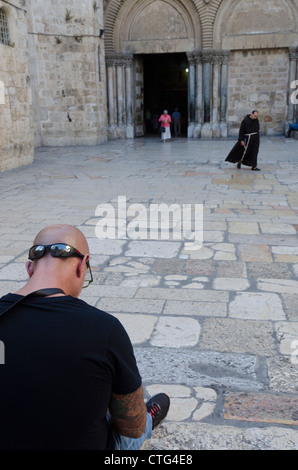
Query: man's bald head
[{"left": 33, "top": 224, "right": 90, "bottom": 255}]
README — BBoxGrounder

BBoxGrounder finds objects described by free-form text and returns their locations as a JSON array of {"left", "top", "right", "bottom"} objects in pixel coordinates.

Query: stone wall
[
  {"left": 227, "top": 48, "right": 289, "bottom": 136},
  {"left": 27, "top": 0, "right": 107, "bottom": 147},
  {"left": 0, "top": 0, "right": 34, "bottom": 172},
  {"left": 1, "top": 0, "right": 298, "bottom": 173}
]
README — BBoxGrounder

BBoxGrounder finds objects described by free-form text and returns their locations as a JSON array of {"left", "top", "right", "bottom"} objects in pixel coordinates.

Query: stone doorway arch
[{"left": 104, "top": 0, "right": 202, "bottom": 139}]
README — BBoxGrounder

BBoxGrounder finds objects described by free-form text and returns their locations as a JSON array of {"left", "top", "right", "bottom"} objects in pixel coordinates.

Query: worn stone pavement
[{"left": 1, "top": 135, "right": 298, "bottom": 450}]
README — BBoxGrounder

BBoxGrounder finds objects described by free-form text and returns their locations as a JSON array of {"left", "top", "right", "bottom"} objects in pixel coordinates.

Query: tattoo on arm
[{"left": 108, "top": 385, "right": 147, "bottom": 438}]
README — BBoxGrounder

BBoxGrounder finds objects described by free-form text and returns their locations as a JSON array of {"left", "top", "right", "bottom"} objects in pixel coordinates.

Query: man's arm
[
  {"left": 238, "top": 118, "right": 246, "bottom": 143},
  {"left": 108, "top": 385, "right": 147, "bottom": 438}
]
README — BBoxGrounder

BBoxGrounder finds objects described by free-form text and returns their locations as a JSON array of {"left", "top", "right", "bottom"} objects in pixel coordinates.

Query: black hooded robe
[{"left": 225, "top": 115, "right": 260, "bottom": 168}]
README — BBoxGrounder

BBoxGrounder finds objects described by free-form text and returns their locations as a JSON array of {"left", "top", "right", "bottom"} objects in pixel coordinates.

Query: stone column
[
  {"left": 194, "top": 52, "right": 203, "bottom": 138},
  {"left": 288, "top": 48, "right": 298, "bottom": 127},
  {"left": 212, "top": 52, "right": 221, "bottom": 138},
  {"left": 124, "top": 55, "right": 134, "bottom": 138},
  {"left": 105, "top": 55, "right": 116, "bottom": 136},
  {"left": 116, "top": 62, "right": 124, "bottom": 127},
  {"left": 201, "top": 51, "right": 213, "bottom": 138},
  {"left": 114, "top": 53, "right": 127, "bottom": 138},
  {"left": 220, "top": 51, "right": 230, "bottom": 137},
  {"left": 106, "top": 53, "right": 134, "bottom": 139},
  {"left": 187, "top": 52, "right": 196, "bottom": 138},
  {"left": 186, "top": 50, "right": 230, "bottom": 140}
]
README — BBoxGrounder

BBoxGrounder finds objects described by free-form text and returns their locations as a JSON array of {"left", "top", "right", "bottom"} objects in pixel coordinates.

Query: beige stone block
[
  {"left": 151, "top": 316, "right": 201, "bottom": 348},
  {"left": 238, "top": 244, "right": 272, "bottom": 262},
  {"left": 258, "top": 278, "right": 298, "bottom": 294},
  {"left": 228, "top": 222, "right": 259, "bottom": 234},
  {"left": 112, "top": 313, "right": 157, "bottom": 345},
  {"left": 229, "top": 292, "right": 285, "bottom": 321}
]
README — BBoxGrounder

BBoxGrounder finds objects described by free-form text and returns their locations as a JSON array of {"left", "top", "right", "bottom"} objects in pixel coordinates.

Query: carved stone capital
[
  {"left": 186, "top": 52, "right": 198, "bottom": 66},
  {"left": 289, "top": 47, "right": 298, "bottom": 61},
  {"left": 199, "top": 50, "right": 231, "bottom": 64},
  {"left": 221, "top": 50, "right": 231, "bottom": 65},
  {"left": 105, "top": 53, "right": 133, "bottom": 67}
]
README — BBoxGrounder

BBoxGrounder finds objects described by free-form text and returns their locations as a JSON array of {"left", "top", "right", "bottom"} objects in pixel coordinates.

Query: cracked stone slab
[
  {"left": 257, "top": 278, "right": 298, "bottom": 294},
  {"left": 112, "top": 313, "right": 157, "bottom": 344},
  {"left": 142, "top": 422, "right": 298, "bottom": 450},
  {"left": 136, "top": 348, "right": 263, "bottom": 391},
  {"left": 228, "top": 292, "right": 285, "bottom": 321},
  {"left": 224, "top": 391, "right": 298, "bottom": 425},
  {"left": 150, "top": 317, "right": 201, "bottom": 348},
  {"left": 200, "top": 318, "right": 276, "bottom": 355}
]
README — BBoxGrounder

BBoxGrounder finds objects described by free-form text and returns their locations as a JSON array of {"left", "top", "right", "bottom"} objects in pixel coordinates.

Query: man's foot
[
  {"left": 237, "top": 162, "right": 241, "bottom": 169},
  {"left": 251, "top": 167, "right": 261, "bottom": 171},
  {"left": 146, "top": 393, "right": 170, "bottom": 430}
]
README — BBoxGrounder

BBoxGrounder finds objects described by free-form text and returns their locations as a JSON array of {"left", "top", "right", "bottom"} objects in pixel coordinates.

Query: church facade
[{"left": 0, "top": 0, "right": 297, "bottom": 172}]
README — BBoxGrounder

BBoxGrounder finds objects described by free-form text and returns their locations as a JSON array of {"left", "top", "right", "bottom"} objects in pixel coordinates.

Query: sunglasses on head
[{"left": 28, "top": 243, "right": 93, "bottom": 288}]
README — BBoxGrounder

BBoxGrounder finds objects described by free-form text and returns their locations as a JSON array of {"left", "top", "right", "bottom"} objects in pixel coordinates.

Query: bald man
[{"left": 0, "top": 225, "right": 169, "bottom": 450}]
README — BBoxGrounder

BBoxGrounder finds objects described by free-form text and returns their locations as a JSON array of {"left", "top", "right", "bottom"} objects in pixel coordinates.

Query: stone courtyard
[{"left": 1, "top": 135, "right": 298, "bottom": 449}]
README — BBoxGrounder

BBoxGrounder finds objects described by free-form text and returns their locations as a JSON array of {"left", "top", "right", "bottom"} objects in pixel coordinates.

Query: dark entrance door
[{"left": 143, "top": 52, "right": 188, "bottom": 136}]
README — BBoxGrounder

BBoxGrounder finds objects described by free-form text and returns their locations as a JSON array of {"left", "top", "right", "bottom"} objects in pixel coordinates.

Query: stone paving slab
[
  {"left": 1, "top": 136, "right": 298, "bottom": 449},
  {"left": 224, "top": 392, "right": 298, "bottom": 425}
]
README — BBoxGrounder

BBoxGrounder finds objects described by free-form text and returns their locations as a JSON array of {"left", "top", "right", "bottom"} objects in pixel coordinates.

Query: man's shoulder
[
  {"left": 0, "top": 294, "right": 117, "bottom": 325},
  {"left": 60, "top": 296, "right": 116, "bottom": 321}
]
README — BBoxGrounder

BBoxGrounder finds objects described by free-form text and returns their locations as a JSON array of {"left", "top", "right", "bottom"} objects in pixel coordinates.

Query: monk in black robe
[{"left": 225, "top": 110, "right": 260, "bottom": 171}]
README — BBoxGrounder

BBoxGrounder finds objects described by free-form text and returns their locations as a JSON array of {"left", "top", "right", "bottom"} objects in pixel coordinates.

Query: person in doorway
[
  {"left": 145, "top": 109, "right": 152, "bottom": 134},
  {"left": 159, "top": 110, "right": 171, "bottom": 142},
  {"left": 172, "top": 108, "right": 181, "bottom": 137},
  {"left": 0, "top": 224, "right": 170, "bottom": 450},
  {"left": 152, "top": 112, "right": 159, "bottom": 133},
  {"left": 225, "top": 110, "right": 261, "bottom": 171}
]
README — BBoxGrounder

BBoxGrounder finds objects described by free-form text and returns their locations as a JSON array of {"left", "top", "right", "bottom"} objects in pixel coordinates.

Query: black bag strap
[{"left": 0, "top": 288, "right": 66, "bottom": 319}]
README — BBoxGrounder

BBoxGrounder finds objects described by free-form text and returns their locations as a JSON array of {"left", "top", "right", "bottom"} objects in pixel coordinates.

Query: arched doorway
[
  {"left": 104, "top": 0, "right": 201, "bottom": 139},
  {"left": 143, "top": 52, "right": 188, "bottom": 137}
]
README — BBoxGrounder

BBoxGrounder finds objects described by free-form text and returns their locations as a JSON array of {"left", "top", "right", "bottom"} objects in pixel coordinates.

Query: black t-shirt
[{"left": 0, "top": 294, "right": 142, "bottom": 450}]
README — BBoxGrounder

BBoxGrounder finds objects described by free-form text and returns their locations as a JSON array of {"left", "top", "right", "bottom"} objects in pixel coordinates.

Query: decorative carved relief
[
  {"left": 187, "top": 49, "right": 230, "bottom": 65},
  {"left": 130, "top": 1, "right": 187, "bottom": 40},
  {"left": 105, "top": 53, "right": 133, "bottom": 67},
  {"left": 104, "top": 0, "right": 222, "bottom": 53}
]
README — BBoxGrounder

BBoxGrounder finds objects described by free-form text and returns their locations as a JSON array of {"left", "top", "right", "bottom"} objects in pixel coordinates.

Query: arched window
[{"left": 0, "top": 8, "right": 10, "bottom": 46}]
